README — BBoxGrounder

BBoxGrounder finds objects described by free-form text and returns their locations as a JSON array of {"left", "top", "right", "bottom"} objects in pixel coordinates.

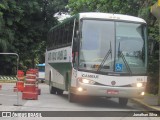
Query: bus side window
[
  {"left": 58, "top": 27, "right": 63, "bottom": 46},
  {"left": 72, "top": 19, "right": 79, "bottom": 68},
  {"left": 73, "top": 19, "right": 79, "bottom": 51},
  {"left": 62, "top": 25, "right": 65, "bottom": 46},
  {"left": 72, "top": 52, "right": 78, "bottom": 68},
  {"left": 72, "top": 37, "right": 78, "bottom": 68},
  {"left": 51, "top": 30, "right": 55, "bottom": 49}
]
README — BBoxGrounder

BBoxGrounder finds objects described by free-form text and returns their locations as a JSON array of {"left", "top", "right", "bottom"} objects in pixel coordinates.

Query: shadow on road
[{"left": 58, "top": 93, "right": 134, "bottom": 110}]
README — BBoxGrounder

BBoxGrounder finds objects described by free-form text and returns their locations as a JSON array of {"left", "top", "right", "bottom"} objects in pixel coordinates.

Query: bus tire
[
  {"left": 49, "top": 82, "right": 56, "bottom": 94},
  {"left": 57, "top": 89, "right": 63, "bottom": 95},
  {"left": 119, "top": 98, "right": 128, "bottom": 106},
  {"left": 68, "top": 92, "right": 76, "bottom": 102}
]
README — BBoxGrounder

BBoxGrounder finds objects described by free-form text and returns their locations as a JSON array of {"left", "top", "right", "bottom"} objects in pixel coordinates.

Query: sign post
[
  {"left": 0, "top": 53, "right": 19, "bottom": 76},
  {"left": 0, "top": 53, "right": 22, "bottom": 106}
]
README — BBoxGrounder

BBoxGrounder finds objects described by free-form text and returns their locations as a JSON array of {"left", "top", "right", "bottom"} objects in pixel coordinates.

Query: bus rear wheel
[
  {"left": 57, "top": 89, "right": 63, "bottom": 95},
  {"left": 49, "top": 82, "right": 56, "bottom": 94},
  {"left": 119, "top": 98, "right": 128, "bottom": 106}
]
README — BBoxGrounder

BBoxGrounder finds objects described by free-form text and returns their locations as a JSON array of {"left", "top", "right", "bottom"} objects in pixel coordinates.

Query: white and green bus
[{"left": 45, "top": 12, "right": 148, "bottom": 106}]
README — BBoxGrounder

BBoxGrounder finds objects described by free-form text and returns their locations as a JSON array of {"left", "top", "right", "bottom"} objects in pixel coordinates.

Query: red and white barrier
[{"left": 22, "top": 69, "right": 40, "bottom": 100}]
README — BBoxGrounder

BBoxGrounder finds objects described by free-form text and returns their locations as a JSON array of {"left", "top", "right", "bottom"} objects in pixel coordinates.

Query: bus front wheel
[
  {"left": 68, "top": 92, "right": 77, "bottom": 102},
  {"left": 119, "top": 98, "right": 128, "bottom": 106}
]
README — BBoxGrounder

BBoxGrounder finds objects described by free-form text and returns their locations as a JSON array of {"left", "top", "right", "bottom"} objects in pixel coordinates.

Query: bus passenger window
[{"left": 72, "top": 52, "right": 78, "bottom": 68}]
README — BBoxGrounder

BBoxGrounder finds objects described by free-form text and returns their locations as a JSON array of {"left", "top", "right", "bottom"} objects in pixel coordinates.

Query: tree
[{"left": 0, "top": 0, "right": 68, "bottom": 74}]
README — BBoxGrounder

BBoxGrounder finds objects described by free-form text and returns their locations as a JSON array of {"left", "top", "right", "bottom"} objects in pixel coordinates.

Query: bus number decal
[{"left": 48, "top": 49, "right": 68, "bottom": 62}]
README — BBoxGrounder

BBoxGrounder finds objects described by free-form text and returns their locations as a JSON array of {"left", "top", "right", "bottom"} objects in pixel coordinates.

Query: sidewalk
[{"left": 132, "top": 94, "right": 160, "bottom": 111}]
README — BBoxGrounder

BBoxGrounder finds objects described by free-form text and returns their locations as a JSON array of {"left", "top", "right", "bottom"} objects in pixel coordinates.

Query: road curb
[{"left": 131, "top": 98, "right": 160, "bottom": 112}]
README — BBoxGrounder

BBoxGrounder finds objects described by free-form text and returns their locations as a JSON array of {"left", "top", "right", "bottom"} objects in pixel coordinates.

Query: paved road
[{"left": 0, "top": 83, "right": 159, "bottom": 120}]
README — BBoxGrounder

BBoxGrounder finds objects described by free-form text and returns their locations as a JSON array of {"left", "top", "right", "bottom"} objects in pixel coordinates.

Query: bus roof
[
  {"left": 49, "top": 14, "right": 78, "bottom": 32},
  {"left": 49, "top": 12, "right": 146, "bottom": 32},
  {"left": 79, "top": 12, "right": 146, "bottom": 23}
]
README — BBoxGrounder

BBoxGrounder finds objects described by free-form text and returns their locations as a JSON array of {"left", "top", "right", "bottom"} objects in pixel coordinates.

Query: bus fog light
[
  {"left": 137, "top": 83, "right": 143, "bottom": 87},
  {"left": 141, "top": 92, "right": 145, "bottom": 96},
  {"left": 77, "top": 87, "right": 83, "bottom": 92}
]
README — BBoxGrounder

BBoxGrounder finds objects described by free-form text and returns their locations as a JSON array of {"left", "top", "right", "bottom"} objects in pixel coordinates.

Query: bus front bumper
[{"left": 71, "top": 83, "right": 145, "bottom": 99}]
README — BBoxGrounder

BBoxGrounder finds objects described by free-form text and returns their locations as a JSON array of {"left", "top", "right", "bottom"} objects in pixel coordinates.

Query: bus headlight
[
  {"left": 78, "top": 78, "right": 95, "bottom": 85},
  {"left": 137, "top": 83, "right": 143, "bottom": 87}
]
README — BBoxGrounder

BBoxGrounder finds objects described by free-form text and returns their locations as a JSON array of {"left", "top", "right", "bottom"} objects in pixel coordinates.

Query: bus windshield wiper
[
  {"left": 97, "top": 41, "right": 112, "bottom": 72},
  {"left": 118, "top": 42, "right": 132, "bottom": 75}
]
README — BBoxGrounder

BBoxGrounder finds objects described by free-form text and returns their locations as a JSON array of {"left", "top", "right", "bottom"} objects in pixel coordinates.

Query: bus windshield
[{"left": 79, "top": 20, "right": 147, "bottom": 75}]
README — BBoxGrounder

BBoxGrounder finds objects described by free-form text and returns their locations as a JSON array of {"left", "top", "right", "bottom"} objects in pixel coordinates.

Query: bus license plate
[{"left": 107, "top": 90, "right": 119, "bottom": 94}]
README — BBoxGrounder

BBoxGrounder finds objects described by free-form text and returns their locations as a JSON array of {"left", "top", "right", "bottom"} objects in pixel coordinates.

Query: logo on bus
[
  {"left": 111, "top": 81, "right": 116, "bottom": 86},
  {"left": 82, "top": 74, "right": 99, "bottom": 79}
]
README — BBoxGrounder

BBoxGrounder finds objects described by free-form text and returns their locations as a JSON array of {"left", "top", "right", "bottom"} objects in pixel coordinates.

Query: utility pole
[{"left": 151, "top": 0, "right": 160, "bottom": 105}]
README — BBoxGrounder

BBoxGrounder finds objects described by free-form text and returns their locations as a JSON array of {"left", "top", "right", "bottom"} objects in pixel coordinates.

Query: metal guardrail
[{"left": 0, "top": 53, "right": 19, "bottom": 82}]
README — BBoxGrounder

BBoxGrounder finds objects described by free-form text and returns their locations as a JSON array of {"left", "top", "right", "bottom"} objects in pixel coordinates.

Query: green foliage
[
  {"left": 0, "top": 0, "right": 68, "bottom": 75},
  {"left": 147, "top": 49, "right": 159, "bottom": 94}
]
